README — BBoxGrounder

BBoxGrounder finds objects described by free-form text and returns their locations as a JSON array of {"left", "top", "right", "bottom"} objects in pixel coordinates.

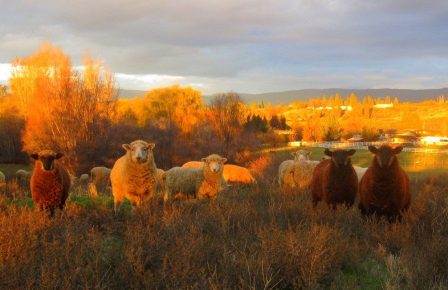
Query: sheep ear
[
  {"left": 55, "top": 153, "right": 64, "bottom": 159},
  {"left": 393, "top": 146, "right": 403, "bottom": 155},
  {"left": 201, "top": 158, "right": 207, "bottom": 163},
  {"left": 291, "top": 152, "right": 297, "bottom": 158},
  {"left": 148, "top": 143, "right": 155, "bottom": 150},
  {"left": 221, "top": 158, "right": 227, "bottom": 164},
  {"left": 347, "top": 149, "right": 356, "bottom": 156},
  {"left": 368, "top": 146, "right": 378, "bottom": 154},
  {"left": 30, "top": 153, "right": 39, "bottom": 160},
  {"left": 307, "top": 151, "right": 311, "bottom": 156},
  {"left": 324, "top": 149, "right": 332, "bottom": 157},
  {"left": 122, "top": 144, "right": 131, "bottom": 151}
]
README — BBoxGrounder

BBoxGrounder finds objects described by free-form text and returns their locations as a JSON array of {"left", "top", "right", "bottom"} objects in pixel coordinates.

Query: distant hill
[
  {"left": 238, "top": 88, "right": 448, "bottom": 105},
  {"left": 118, "top": 89, "right": 146, "bottom": 99},
  {"left": 118, "top": 88, "right": 448, "bottom": 105}
]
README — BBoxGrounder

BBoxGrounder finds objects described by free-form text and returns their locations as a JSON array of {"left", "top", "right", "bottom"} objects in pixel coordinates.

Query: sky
[{"left": 1, "top": 0, "right": 448, "bottom": 94}]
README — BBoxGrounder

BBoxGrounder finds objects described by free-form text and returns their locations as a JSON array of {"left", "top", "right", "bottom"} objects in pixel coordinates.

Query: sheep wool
[
  {"left": 30, "top": 150, "right": 70, "bottom": 217},
  {"left": 110, "top": 140, "right": 158, "bottom": 211}
]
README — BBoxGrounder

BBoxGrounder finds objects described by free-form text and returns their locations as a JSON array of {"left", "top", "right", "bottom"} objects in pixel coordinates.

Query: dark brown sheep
[
  {"left": 359, "top": 145, "right": 410, "bottom": 220},
  {"left": 311, "top": 148, "right": 358, "bottom": 208},
  {"left": 30, "top": 150, "right": 71, "bottom": 217}
]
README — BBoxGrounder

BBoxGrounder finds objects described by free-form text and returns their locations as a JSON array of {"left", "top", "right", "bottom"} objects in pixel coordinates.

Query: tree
[
  {"left": 269, "top": 115, "right": 280, "bottom": 129},
  {"left": 11, "top": 43, "right": 117, "bottom": 174},
  {"left": 142, "top": 85, "right": 203, "bottom": 135},
  {"left": 323, "top": 115, "right": 342, "bottom": 141},
  {"left": 209, "top": 93, "right": 246, "bottom": 159}
]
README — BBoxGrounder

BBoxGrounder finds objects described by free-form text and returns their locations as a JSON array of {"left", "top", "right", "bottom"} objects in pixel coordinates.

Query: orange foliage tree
[{"left": 10, "top": 43, "right": 117, "bottom": 174}]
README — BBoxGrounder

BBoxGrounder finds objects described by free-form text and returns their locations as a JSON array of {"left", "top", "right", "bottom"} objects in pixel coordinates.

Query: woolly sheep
[
  {"left": 15, "top": 169, "right": 31, "bottom": 186},
  {"left": 279, "top": 160, "right": 315, "bottom": 190},
  {"left": 165, "top": 154, "right": 227, "bottom": 201},
  {"left": 90, "top": 166, "right": 111, "bottom": 193},
  {"left": 278, "top": 150, "right": 316, "bottom": 189},
  {"left": 79, "top": 173, "right": 89, "bottom": 184},
  {"left": 30, "top": 150, "right": 71, "bottom": 217},
  {"left": 110, "top": 140, "right": 159, "bottom": 212},
  {"left": 182, "top": 161, "right": 253, "bottom": 184},
  {"left": 359, "top": 145, "right": 410, "bottom": 220},
  {"left": 311, "top": 149, "right": 358, "bottom": 208}
]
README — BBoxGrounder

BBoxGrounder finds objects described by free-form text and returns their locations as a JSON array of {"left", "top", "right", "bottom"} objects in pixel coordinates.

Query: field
[{"left": 1, "top": 150, "right": 448, "bottom": 289}]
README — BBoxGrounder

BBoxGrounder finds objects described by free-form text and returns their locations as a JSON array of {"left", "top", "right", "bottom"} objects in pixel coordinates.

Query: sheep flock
[{"left": 3, "top": 140, "right": 414, "bottom": 221}]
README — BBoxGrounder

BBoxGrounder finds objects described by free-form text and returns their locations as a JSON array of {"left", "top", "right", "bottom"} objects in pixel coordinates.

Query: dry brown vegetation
[{"left": 0, "top": 154, "right": 447, "bottom": 289}]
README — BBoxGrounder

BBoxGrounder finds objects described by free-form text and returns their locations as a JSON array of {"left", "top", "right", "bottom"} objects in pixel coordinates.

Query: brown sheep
[
  {"left": 30, "top": 150, "right": 71, "bottom": 217},
  {"left": 359, "top": 145, "right": 410, "bottom": 220},
  {"left": 311, "top": 148, "right": 358, "bottom": 208}
]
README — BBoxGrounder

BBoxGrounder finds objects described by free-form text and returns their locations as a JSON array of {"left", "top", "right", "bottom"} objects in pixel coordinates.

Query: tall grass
[{"left": 0, "top": 171, "right": 447, "bottom": 289}]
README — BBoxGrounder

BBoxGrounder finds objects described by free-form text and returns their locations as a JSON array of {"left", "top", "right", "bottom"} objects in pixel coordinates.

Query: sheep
[
  {"left": 291, "top": 149, "right": 312, "bottom": 162},
  {"left": 222, "top": 164, "right": 256, "bottom": 184},
  {"left": 311, "top": 148, "right": 358, "bottom": 208},
  {"left": 79, "top": 173, "right": 89, "bottom": 185},
  {"left": 90, "top": 166, "right": 111, "bottom": 194},
  {"left": 0, "top": 170, "right": 5, "bottom": 187},
  {"left": 279, "top": 160, "right": 315, "bottom": 190},
  {"left": 15, "top": 169, "right": 31, "bottom": 186},
  {"left": 278, "top": 150, "right": 316, "bottom": 189},
  {"left": 182, "top": 161, "right": 254, "bottom": 185},
  {"left": 165, "top": 154, "right": 227, "bottom": 201},
  {"left": 30, "top": 150, "right": 71, "bottom": 217},
  {"left": 110, "top": 140, "right": 159, "bottom": 212},
  {"left": 359, "top": 145, "right": 410, "bottom": 220}
]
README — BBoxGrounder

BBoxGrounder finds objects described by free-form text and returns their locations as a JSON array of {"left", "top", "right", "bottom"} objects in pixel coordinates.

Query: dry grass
[{"left": 0, "top": 167, "right": 447, "bottom": 289}]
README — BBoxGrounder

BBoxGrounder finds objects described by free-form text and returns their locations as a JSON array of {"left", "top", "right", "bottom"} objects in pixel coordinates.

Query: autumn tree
[
  {"left": 10, "top": 43, "right": 117, "bottom": 174},
  {"left": 209, "top": 93, "right": 247, "bottom": 160},
  {"left": 142, "top": 85, "right": 203, "bottom": 135}
]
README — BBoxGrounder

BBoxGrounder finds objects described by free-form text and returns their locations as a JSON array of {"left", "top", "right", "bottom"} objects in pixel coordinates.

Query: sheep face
[
  {"left": 122, "top": 140, "right": 155, "bottom": 164},
  {"left": 31, "top": 150, "right": 64, "bottom": 171},
  {"left": 368, "top": 145, "right": 402, "bottom": 168},
  {"left": 292, "top": 150, "right": 311, "bottom": 161},
  {"left": 201, "top": 154, "right": 227, "bottom": 174},
  {"left": 324, "top": 149, "right": 356, "bottom": 168}
]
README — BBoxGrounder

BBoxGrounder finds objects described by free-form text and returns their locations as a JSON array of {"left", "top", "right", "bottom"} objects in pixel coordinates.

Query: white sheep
[
  {"left": 90, "top": 166, "right": 111, "bottom": 190},
  {"left": 279, "top": 160, "right": 316, "bottom": 190},
  {"left": 79, "top": 173, "right": 89, "bottom": 184},
  {"left": 110, "top": 140, "right": 159, "bottom": 211},
  {"left": 15, "top": 169, "right": 31, "bottom": 186},
  {"left": 182, "top": 161, "right": 255, "bottom": 184},
  {"left": 278, "top": 150, "right": 315, "bottom": 189},
  {"left": 164, "top": 154, "right": 227, "bottom": 201}
]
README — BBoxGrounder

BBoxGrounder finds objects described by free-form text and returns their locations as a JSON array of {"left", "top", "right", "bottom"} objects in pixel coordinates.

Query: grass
[
  {"left": 0, "top": 156, "right": 448, "bottom": 289},
  {"left": 0, "top": 151, "right": 447, "bottom": 289}
]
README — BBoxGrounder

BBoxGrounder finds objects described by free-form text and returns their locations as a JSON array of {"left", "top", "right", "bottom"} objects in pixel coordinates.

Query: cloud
[{"left": 1, "top": 0, "right": 448, "bottom": 92}]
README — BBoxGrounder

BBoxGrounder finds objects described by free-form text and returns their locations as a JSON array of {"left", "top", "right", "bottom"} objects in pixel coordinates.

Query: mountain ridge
[{"left": 118, "top": 88, "right": 448, "bottom": 104}]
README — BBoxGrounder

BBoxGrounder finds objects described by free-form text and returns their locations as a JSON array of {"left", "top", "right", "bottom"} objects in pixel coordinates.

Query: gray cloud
[{"left": 1, "top": 0, "right": 448, "bottom": 93}]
